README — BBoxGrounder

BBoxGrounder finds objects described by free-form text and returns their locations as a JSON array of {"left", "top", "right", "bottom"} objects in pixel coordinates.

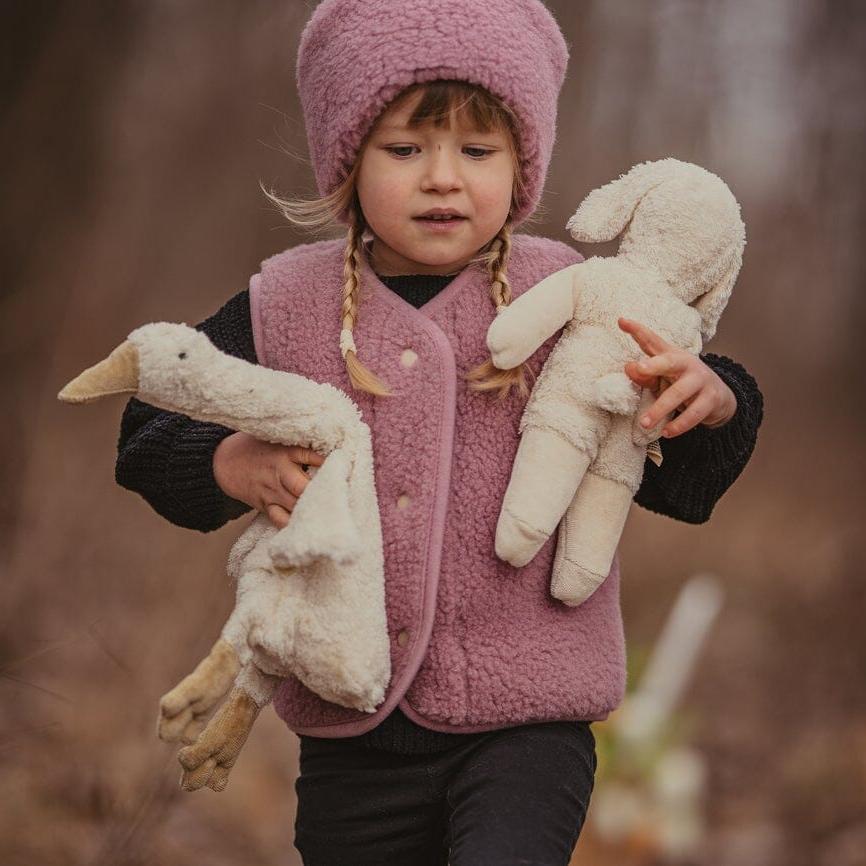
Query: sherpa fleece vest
[{"left": 248, "top": 233, "right": 626, "bottom": 737}]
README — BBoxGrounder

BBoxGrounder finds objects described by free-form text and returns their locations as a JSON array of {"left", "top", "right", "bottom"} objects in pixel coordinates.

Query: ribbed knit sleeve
[
  {"left": 632, "top": 352, "right": 764, "bottom": 523},
  {"left": 114, "top": 289, "right": 258, "bottom": 532}
]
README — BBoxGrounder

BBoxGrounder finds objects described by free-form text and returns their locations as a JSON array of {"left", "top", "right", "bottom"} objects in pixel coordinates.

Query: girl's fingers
[
  {"left": 288, "top": 445, "right": 326, "bottom": 467},
  {"left": 623, "top": 360, "right": 660, "bottom": 390},
  {"left": 639, "top": 373, "right": 702, "bottom": 429},
  {"left": 634, "top": 351, "right": 689, "bottom": 379},
  {"left": 265, "top": 503, "right": 291, "bottom": 529},
  {"left": 276, "top": 451, "right": 311, "bottom": 492},
  {"left": 279, "top": 475, "right": 303, "bottom": 505},
  {"left": 618, "top": 318, "right": 673, "bottom": 356},
  {"left": 661, "top": 388, "right": 717, "bottom": 437}
]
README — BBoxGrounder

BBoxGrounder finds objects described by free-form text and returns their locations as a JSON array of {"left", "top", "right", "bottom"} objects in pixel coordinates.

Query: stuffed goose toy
[
  {"left": 58, "top": 323, "right": 390, "bottom": 791},
  {"left": 488, "top": 158, "right": 745, "bottom": 606}
]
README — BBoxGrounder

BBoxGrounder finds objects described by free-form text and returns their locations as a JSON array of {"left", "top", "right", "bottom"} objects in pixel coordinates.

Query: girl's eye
[{"left": 385, "top": 146, "right": 493, "bottom": 159}]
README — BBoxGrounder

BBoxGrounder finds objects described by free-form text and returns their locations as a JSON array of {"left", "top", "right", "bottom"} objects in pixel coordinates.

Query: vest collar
[{"left": 358, "top": 241, "right": 487, "bottom": 321}]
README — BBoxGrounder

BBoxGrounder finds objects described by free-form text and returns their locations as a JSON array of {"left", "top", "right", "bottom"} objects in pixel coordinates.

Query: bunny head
[{"left": 566, "top": 158, "right": 746, "bottom": 342}]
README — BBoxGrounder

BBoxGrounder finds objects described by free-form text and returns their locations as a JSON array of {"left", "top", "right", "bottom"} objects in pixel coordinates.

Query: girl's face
[{"left": 356, "top": 90, "right": 516, "bottom": 276}]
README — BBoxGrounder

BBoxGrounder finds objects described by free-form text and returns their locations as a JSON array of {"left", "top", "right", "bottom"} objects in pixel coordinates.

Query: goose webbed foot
[
  {"left": 157, "top": 637, "right": 241, "bottom": 744},
  {"left": 176, "top": 686, "right": 260, "bottom": 792}
]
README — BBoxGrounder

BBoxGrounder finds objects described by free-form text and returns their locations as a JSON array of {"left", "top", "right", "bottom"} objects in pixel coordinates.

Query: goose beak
[{"left": 57, "top": 340, "right": 140, "bottom": 403}]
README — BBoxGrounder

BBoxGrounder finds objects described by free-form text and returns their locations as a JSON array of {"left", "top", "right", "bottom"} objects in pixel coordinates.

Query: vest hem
[
  {"left": 397, "top": 695, "right": 612, "bottom": 731},
  {"left": 277, "top": 695, "right": 612, "bottom": 738}
]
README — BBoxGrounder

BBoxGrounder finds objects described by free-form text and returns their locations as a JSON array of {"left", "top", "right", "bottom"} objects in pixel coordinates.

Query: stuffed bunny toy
[
  {"left": 487, "top": 158, "right": 745, "bottom": 606},
  {"left": 58, "top": 323, "right": 390, "bottom": 791}
]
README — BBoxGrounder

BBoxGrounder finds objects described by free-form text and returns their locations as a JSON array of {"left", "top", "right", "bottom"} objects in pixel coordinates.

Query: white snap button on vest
[
  {"left": 400, "top": 348, "right": 418, "bottom": 367},
  {"left": 396, "top": 494, "right": 410, "bottom": 509},
  {"left": 397, "top": 629, "right": 409, "bottom": 647}
]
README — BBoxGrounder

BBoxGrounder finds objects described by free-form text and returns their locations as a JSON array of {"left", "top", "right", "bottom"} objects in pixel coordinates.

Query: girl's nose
[{"left": 420, "top": 147, "right": 463, "bottom": 192}]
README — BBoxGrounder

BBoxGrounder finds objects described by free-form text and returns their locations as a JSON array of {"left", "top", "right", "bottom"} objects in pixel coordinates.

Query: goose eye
[{"left": 178, "top": 351, "right": 187, "bottom": 359}]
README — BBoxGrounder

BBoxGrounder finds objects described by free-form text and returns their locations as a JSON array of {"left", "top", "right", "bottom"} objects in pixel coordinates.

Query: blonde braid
[
  {"left": 340, "top": 216, "right": 393, "bottom": 397},
  {"left": 464, "top": 221, "right": 535, "bottom": 400},
  {"left": 486, "top": 227, "right": 513, "bottom": 311}
]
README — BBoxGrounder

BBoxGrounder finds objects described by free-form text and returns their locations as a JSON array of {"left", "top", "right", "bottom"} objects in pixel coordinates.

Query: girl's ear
[{"left": 566, "top": 159, "right": 672, "bottom": 243}]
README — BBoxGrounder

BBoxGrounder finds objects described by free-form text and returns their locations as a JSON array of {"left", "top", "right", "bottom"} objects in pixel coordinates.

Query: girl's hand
[
  {"left": 618, "top": 317, "right": 737, "bottom": 437},
  {"left": 213, "top": 432, "right": 326, "bottom": 528}
]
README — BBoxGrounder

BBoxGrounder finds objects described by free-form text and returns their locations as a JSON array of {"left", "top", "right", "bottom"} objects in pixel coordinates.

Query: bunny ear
[
  {"left": 566, "top": 160, "right": 674, "bottom": 243},
  {"left": 693, "top": 246, "right": 743, "bottom": 342}
]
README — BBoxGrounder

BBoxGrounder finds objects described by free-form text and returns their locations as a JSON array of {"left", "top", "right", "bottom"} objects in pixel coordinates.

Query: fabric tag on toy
[{"left": 646, "top": 438, "right": 663, "bottom": 467}]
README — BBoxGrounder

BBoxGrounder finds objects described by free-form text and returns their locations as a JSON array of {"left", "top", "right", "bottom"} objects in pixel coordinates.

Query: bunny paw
[
  {"left": 550, "top": 559, "right": 607, "bottom": 607},
  {"left": 593, "top": 372, "right": 641, "bottom": 414}
]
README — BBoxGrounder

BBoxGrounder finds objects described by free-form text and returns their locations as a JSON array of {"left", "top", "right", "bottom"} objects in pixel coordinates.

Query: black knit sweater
[{"left": 116, "top": 272, "right": 764, "bottom": 753}]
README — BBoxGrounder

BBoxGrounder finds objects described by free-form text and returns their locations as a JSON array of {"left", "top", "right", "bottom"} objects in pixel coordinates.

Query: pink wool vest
[{"left": 248, "top": 233, "right": 626, "bottom": 737}]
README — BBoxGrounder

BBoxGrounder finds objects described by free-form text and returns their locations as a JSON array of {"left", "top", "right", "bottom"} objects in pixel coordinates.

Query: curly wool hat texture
[{"left": 296, "top": 0, "right": 570, "bottom": 226}]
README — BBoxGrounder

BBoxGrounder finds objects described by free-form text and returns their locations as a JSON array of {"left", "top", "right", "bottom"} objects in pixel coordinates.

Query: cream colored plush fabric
[
  {"left": 60, "top": 321, "right": 390, "bottom": 711},
  {"left": 130, "top": 322, "right": 390, "bottom": 712},
  {"left": 487, "top": 158, "right": 745, "bottom": 606},
  {"left": 59, "top": 325, "right": 390, "bottom": 788}
]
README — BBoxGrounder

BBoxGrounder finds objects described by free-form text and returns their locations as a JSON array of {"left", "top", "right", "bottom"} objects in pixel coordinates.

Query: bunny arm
[{"left": 486, "top": 263, "right": 581, "bottom": 370}]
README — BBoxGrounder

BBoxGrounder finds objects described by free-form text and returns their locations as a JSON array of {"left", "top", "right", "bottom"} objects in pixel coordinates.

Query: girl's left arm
[{"left": 621, "top": 319, "right": 765, "bottom": 524}]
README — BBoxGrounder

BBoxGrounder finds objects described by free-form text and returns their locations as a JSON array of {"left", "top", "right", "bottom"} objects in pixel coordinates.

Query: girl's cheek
[
  {"left": 475, "top": 186, "right": 513, "bottom": 227},
  {"left": 360, "top": 183, "right": 404, "bottom": 225},
  {"left": 373, "top": 175, "right": 410, "bottom": 209}
]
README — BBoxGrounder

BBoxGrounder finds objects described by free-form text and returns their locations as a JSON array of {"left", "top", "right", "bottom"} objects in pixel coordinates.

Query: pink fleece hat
[{"left": 296, "top": 0, "right": 570, "bottom": 227}]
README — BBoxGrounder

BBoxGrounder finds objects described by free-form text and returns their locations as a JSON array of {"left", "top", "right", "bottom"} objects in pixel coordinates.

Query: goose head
[
  {"left": 59, "top": 322, "right": 360, "bottom": 453},
  {"left": 58, "top": 322, "right": 234, "bottom": 411}
]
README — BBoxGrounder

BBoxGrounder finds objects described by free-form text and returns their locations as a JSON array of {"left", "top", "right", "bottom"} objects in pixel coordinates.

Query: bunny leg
[
  {"left": 157, "top": 637, "right": 241, "bottom": 744},
  {"left": 550, "top": 472, "right": 633, "bottom": 606},
  {"left": 551, "top": 414, "right": 646, "bottom": 605},
  {"left": 176, "top": 665, "right": 279, "bottom": 793},
  {"left": 495, "top": 427, "right": 592, "bottom": 567}
]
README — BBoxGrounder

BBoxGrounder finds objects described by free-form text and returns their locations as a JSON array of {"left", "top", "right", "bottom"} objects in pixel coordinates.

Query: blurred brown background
[{"left": 2, "top": 2, "right": 864, "bottom": 864}]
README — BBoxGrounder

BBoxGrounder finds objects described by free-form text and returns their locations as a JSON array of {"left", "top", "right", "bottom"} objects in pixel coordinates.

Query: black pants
[{"left": 293, "top": 719, "right": 597, "bottom": 866}]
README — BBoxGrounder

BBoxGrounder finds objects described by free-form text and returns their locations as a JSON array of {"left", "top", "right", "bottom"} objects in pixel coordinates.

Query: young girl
[{"left": 116, "top": 1, "right": 763, "bottom": 863}]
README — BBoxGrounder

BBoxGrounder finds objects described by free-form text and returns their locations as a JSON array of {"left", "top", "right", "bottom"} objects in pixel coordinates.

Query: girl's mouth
[{"left": 413, "top": 215, "right": 468, "bottom": 232}]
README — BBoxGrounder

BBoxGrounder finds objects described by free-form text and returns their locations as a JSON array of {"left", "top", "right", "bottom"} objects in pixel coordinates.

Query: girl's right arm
[{"left": 115, "top": 290, "right": 323, "bottom": 532}]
